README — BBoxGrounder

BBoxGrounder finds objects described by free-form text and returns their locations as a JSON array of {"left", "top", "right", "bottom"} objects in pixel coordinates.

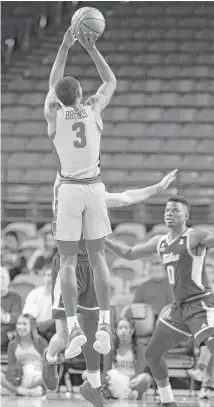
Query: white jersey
[{"left": 52, "top": 104, "right": 103, "bottom": 179}]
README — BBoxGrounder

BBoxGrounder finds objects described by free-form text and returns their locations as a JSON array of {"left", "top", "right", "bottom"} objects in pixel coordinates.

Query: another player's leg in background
[
  {"left": 58, "top": 241, "right": 87, "bottom": 358},
  {"left": 79, "top": 310, "right": 108, "bottom": 406},
  {"left": 199, "top": 354, "right": 214, "bottom": 399},
  {"left": 86, "top": 238, "right": 111, "bottom": 355},
  {"left": 187, "top": 345, "right": 211, "bottom": 382},
  {"left": 42, "top": 319, "right": 67, "bottom": 390},
  {"left": 144, "top": 319, "right": 189, "bottom": 407}
]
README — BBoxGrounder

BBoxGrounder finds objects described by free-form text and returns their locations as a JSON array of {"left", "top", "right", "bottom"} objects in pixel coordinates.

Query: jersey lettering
[
  {"left": 73, "top": 122, "right": 87, "bottom": 149},
  {"left": 158, "top": 230, "right": 208, "bottom": 302},
  {"left": 167, "top": 265, "right": 175, "bottom": 285}
]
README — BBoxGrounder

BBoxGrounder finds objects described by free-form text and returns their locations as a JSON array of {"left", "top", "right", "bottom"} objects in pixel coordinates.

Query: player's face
[{"left": 164, "top": 202, "right": 188, "bottom": 227}]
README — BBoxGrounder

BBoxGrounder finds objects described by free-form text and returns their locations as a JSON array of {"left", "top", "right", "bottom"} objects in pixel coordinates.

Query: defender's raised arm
[{"left": 105, "top": 235, "right": 161, "bottom": 260}]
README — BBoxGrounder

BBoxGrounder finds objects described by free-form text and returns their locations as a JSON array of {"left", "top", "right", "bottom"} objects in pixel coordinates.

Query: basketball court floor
[{"left": 1, "top": 393, "right": 213, "bottom": 407}]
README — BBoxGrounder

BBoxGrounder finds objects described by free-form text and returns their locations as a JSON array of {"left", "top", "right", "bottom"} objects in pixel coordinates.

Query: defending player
[
  {"left": 105, "top": 195, "right": 214, "bottom": 407},
  {"left": 42, "top": 172, "right": 177, "bottom": 407},
  {"left": 44, "top": 27, "right": 117, "bottom": 359}
]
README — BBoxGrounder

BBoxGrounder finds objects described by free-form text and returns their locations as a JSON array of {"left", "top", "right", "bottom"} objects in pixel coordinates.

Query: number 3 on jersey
[
  {"left": 167, "top": 265, "right": 175, "bottom": 285},
  {"left": 73, "top": 122, "right": 86, "bottom": 149}
]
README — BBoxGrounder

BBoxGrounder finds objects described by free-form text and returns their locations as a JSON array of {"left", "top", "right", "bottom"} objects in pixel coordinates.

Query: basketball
[{"left": 71, "top": 7, "right": 105, "bottom": 40}]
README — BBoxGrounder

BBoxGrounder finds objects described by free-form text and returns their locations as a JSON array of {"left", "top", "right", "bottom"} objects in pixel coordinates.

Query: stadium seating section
[{"left": 2, "top": 1, "right": 214, "bottom": 224}]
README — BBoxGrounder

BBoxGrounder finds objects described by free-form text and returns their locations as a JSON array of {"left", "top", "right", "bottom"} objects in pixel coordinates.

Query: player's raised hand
[
  {"left": 159, "top": 169, "right": 178, "bottom": 190},
  {"left": 77, "top": 31, "right": 99, "bottom": 50},
  {"left": 63, "top": 27, "right": 77, "bottom": 48}
]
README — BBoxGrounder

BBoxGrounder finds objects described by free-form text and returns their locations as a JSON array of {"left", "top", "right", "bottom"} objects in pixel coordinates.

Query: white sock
[
  {"left": 46, "top": 351, "right": 57, "bottom": 364},
  {"left": 67, "top": 316, "right": 79, "bottom": 333},
  {"left": 87, "top": 370, "right": 101, "bottom": 389},
  {"left": 158, "top": 384, "right": 174, "bottom": 403},
  {"left": 99, "top": 310, "right": 110, "bottom": 325}
]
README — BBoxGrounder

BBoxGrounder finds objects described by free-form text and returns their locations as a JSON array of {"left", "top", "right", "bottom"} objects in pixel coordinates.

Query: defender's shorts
[
  {"left": 52, "top": 181, "right": 111, "bottom": 241},
  {"left": 52, "top": 253, "right": 99, "bottom": 320},
  {"left": 160, "top": 294, "right": 214, "bottom": 345}
]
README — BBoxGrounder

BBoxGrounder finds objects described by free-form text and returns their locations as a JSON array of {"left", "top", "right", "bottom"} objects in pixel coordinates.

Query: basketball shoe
[
  {"left": 65, "top": 323, "right": 87, "bottom": 359},
  {"left": 93, "top": 322, "right": 111, "bottom": 355},
  {"left": 80, "top": 380, "right": 108, "bottom": 407}
]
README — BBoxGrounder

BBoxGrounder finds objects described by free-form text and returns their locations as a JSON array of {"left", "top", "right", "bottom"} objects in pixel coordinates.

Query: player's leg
[
  {"left": 42, "top": 319, "right": 67, "bottom": 391},
  {"left": 187, "top": 296, "right": 214, "bottom": 355},
  {"left": 79, "top": 310, "right": 108, "bottom": 406},
  {"left": 199, "top": 355, "right": 214, "bottom": 400},
  {"left": 84, "top": 182, "right": 112, "bottom": 355},
  {"left": 144, "top": 307, "right": 192, "bottom": 406},
  {"left": 187, "top": 345, "right": 211, "bottom": 381},
  {"left": 54, "top": 183, "right": 86, "bottom": 357}
]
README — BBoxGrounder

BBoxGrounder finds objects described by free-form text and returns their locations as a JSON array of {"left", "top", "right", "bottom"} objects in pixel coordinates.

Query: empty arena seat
[
  {"left": 196, "top": 109, "right": 214, "bottom": 122},
  {"left": 31, "top": 107, "right": 44, "bottom": 120},
  {"left": 8, "top": 153, "right": 40, "bottom": 168},
  {"left": 40, "top": 153, "right": 56, "bottom": 168},
  {"left": 1, "top": 122, "right": 14, "bottom": 136},
  {"left": 2, "top": 136, "right": 26, "bottom": 152},
  {"left": 2, "top": 106, "right": 32, "bottom": 121},
  {"left": 26, "top": 137, "right": 50, "bottom": 152},
  {"left": 5, "top": 169, "right": 24, "bottom": 183},
  {"left": 14, "top": 122, "right": 46, "bottom": 136},
  {"left": 19, "top": 92, "right": 45, "bottom": 106},
  {"left": 22, "top": 169, "right": 55, "bottom": 183},
  {"left": 1, "top": 93, "right": 20, "bottom": 105}
]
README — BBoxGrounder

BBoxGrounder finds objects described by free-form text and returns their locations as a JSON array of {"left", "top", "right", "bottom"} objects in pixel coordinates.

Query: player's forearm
[
  {"left": 49, "top": 42, "right": 69, "bottom": 88},
  {"left": 125, "top": 183, "right": 163, "bottom": 205},
  {"left": 87, "top": 46, "right": 116, "bottom": 85},
  {"left": 105, "top": 238, "right": 132, "bottom": 259}
]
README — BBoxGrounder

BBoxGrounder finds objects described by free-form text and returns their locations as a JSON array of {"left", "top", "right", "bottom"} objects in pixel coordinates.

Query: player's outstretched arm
[
  {"left": 49, "top": 27, "right": 76, "bottom": 89},
  {"left": 106, "top": 169, "right": 178, "bottom": 208},
  {"left": 192, "top": 229, "right": 214, "bottom": 249},
  {"left": 105, "top": 235, "right": 161, "bottom": 260},
  {"left": 78, "top": 32, "right": 117, "bottom": 112},
  {"left": 44, "top": 28, "right": 76, "bottom": 121}
]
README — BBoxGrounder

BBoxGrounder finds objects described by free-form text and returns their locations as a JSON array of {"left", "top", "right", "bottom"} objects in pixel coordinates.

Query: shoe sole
[
  {"left": 65, "top": 334, "right": 87, "bottom": 359},
  {"left": 93, "top": 330, "right": 111, "bottom": 355}
]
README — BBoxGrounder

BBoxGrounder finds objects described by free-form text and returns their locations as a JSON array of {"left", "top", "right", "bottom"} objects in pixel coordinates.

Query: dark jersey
[{"left": 157, "top": 228, "right": 209, "bottom": 303}]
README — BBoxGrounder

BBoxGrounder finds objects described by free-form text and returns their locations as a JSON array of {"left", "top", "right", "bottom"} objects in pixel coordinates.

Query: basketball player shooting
[
  {"left": 42, "top": 171, "right": 177, "bottom": 407},
  {"left": 44, "top": 27, "right": 116, "bottom": 360},
  {"left": 106, "top": 196, "right": 214, "bottom": 407}
]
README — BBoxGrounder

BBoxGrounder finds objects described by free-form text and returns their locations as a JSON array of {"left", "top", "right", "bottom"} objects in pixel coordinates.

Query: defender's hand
[
  {"left": 77, "top": 31, "right": 99, "bottom": 50},
  {"left": 159, "top": 169, "right": 178, "bottom": 190},
  {"left": 63, "top": 27, "right": 77, "bottom": 48}
]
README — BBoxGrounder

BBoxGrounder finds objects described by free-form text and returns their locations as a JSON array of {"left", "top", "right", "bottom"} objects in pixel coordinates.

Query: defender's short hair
[
  {"left": 55, "top": 76, "right": 80, "bottom": 106},
  {"left": 167, "top": 195, "right": 190, "bottom": 212}
]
